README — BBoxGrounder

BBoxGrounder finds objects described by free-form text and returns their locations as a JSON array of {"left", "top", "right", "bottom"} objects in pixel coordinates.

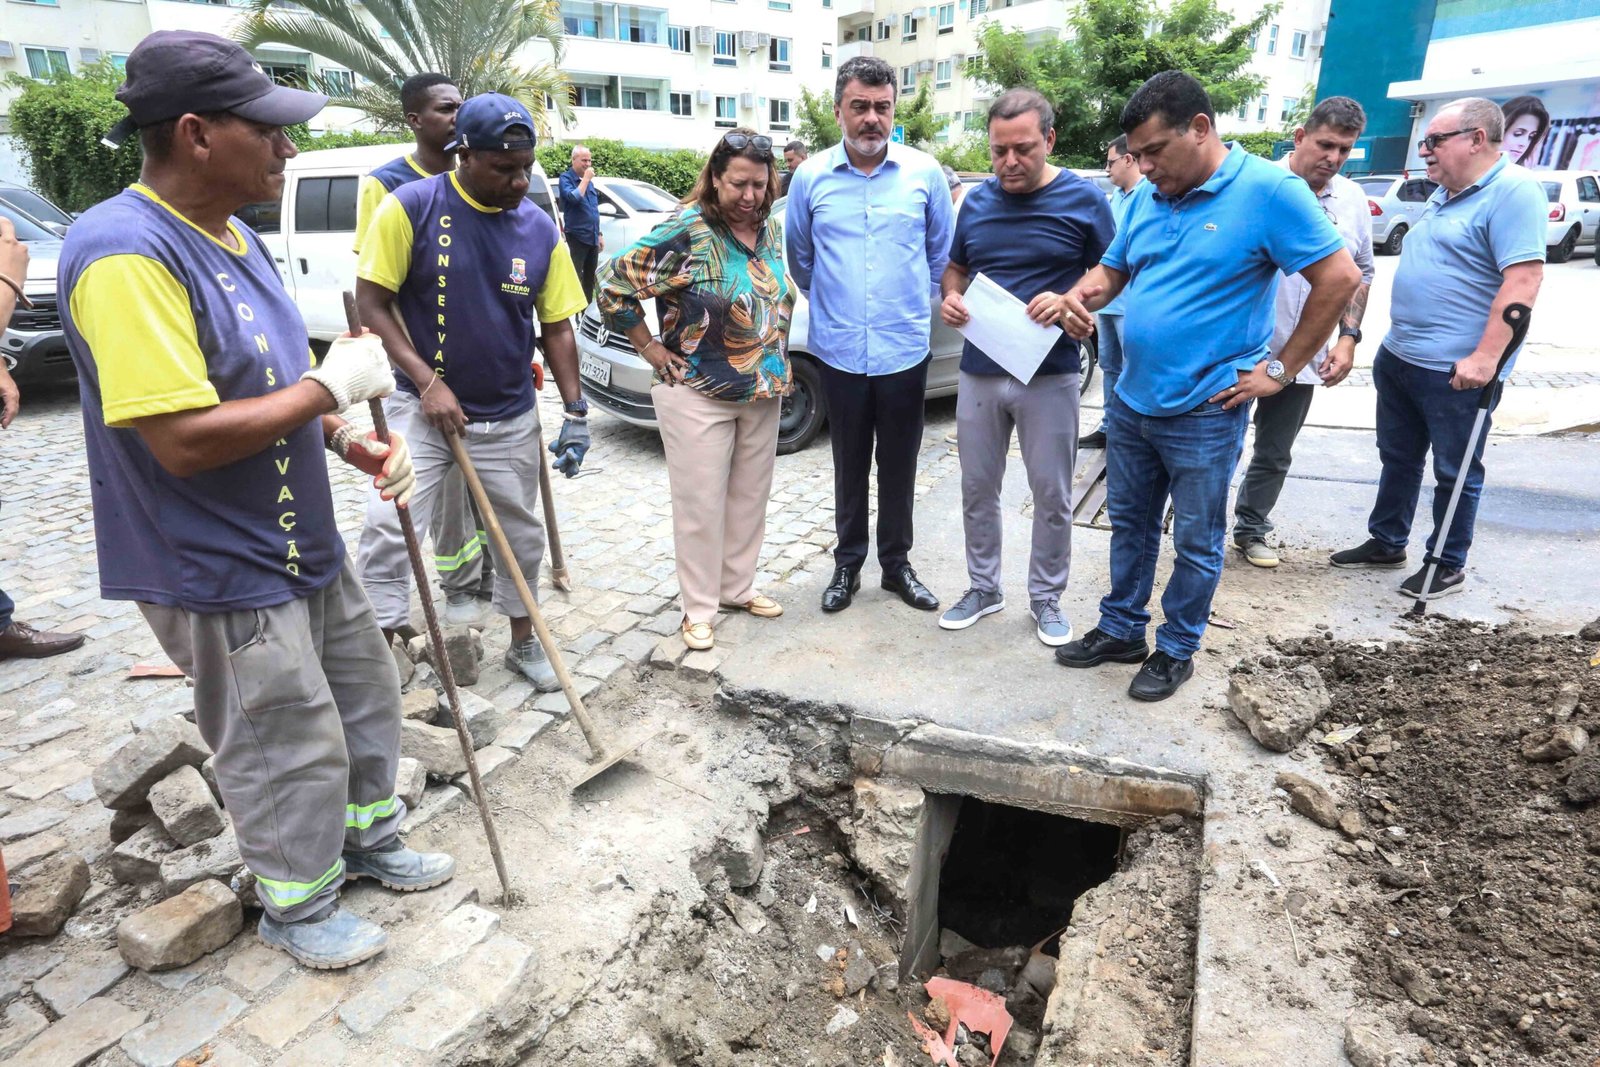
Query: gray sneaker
[
  {"left": 343, "top": 843, "right": 456, "bottom": 892},
  {"left": 1030, "top": 599, "right": 1074, "bottom": 647},
  {"left": 504, "top": 637, "right": 560, "bottom": 692},
  {"left": 1237, "top": 538, "right": 1280, "bottom": 569},
  {"left": 939, "top": 588, "right": 1005, "bottom": 631},
  {"left": 258, "top": 904, "right": 387, "bottom": 970},
  {"left": 443, "top": 593, "right": 491, "bottom": 627}
]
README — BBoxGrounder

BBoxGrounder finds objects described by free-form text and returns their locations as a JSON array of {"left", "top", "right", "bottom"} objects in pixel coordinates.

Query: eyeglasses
[
  {"left": 1417, "top": 128, "right": 1478, "bottom": 153},
  {"left": 722, "top": 133, "right": 774, "bottom": 156},
  {"left": 1105, "top": 154, "right": 1131, "bottom": 169}
]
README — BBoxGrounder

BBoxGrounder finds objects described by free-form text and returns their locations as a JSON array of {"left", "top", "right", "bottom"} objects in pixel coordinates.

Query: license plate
[{"left": 579, "top": 351, "right": 610, "bottom": 387}]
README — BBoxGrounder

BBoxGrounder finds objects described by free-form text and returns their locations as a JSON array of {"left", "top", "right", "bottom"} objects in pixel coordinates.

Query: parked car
[
  {"left": 576, "top": 195, "right": 1099, "bottom": 454},
  {"left": 248, "top": 143, "right": 556, "bottom": 340},
  {"left": 1535, "top": 170, "right": 1600, "bottom": 263},
  {"left": 1068, "top": 168, "right": 1117, "bottom": 197},
  {"left": 1359, "top": 175, "right": 1438, "bottom": 255},
  {"left": 0, "top": 182, "right": 75, "bottom": 238},
  {"left": 547, "top": 174, "right": 680, "bottom": 261},
  {"left": 0, "top": 201, "right": 72, "bottom": 386}
]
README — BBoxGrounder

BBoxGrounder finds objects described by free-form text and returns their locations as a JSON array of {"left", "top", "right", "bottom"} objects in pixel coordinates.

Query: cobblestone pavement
[{"left": 0, "top": 382, "right": 960, "bottom": 1066}]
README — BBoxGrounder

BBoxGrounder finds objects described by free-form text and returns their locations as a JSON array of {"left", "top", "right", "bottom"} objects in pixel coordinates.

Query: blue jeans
[
  {"left": 1368, "top": 346, "right": 1498, "bottom": 570},
  {"left": 1098, "top": 393, "right": 1249, "bottom": 660},
  {"left": 0, "top": 584, "right": 11, "bottom": 631},
  {"left": 1097, "top": 313, "right": 1124, "bottom": 403}
]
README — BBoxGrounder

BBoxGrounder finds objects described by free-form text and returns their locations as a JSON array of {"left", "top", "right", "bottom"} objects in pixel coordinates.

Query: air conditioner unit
[
  {"left": 756, "top": 32, "right": 772, "bottom": 49},
  {"left": 697, "top": 88, "right": 712, "bottom": 105},
  {"left": 694, "top": 25, "right": 715, "bottom": 45},
  {"left": 0, "top": 42, "right": 15, "bottom": 60},
  {"left": 912, "top": 6, "right": 929, "bottom": 17},
  {"left": 738, "top": 30, "right": 761, "bottom": 50},
  {"left": 739, "top": 92, "right": 756, "bottom": 109},
  {"left": 1310, "top": 28, "right": 1325, "bottom": 48},
  {"left": 917, "top": 59, "right": 934, "bottom": 73},
  {"left": 1409, "top": 101, "right": 1425, "bottom": 118}
]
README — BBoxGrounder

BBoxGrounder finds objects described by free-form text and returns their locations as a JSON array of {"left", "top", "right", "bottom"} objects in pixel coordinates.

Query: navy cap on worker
[
  {"left": 444, "top": 92, "right": 539, "bottom": 152},
  {"left": 102, "top": 30, "right": 327, "bottom": 148}
]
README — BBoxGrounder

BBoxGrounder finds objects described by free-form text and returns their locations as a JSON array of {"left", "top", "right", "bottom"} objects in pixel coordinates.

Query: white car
[
  {"left": 547, "top": 174, "right": 680, "bottom": 260},
  {"left": 1534, "top": 170, "right": 1600, "bottom": 263}
]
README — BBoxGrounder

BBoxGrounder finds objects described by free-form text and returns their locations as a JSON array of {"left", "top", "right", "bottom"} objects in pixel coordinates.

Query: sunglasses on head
[{"left": 722, "top": 133, "right": 774, "bottom": 155}]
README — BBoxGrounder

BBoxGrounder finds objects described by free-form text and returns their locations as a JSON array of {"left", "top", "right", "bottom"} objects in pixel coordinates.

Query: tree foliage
[
  {"left": 536, "top": 139, "right": 707, "bottom": 199},
  {"left": 969, "top": 0, "right": 1273, "bottom": 165},
  {"left": 235, "top": 0, "right": 573, "bottom": 135},
  {"left": 5, "top": 63, "right": 143, "bottom": 212},
  {"left": 795, "top": 87, "right": 840, "bottom": 151}
]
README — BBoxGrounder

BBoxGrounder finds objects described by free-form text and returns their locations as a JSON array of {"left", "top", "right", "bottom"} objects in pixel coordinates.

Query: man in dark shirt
[
  {"left": 781, "top": 140, "right": 808, "bottom": 195},
  {"left": 558, "top": 144, "right": 602, "bottom": 303},
  {"left": 938, "top": 88, "right": 1114, "bottom": 648}
]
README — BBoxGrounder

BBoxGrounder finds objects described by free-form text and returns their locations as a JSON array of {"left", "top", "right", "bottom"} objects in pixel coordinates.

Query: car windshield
[
  {"left": 1359, "top": 178, "right": 1394, "bottom": 194},
  {"left": 0, "top": 201, "right": 57, "bottom": 241},
  {"left": 1541, "top": 182, "right": 1561, "bottom": 201},
  {"left": 608, "top": 181, "right": 680, "bottom": 213},
  {"left": 0, "top": 187, "right": 73, "bottom": 227}
]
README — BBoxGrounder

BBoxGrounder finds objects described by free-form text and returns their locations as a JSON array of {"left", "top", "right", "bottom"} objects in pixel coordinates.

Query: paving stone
[
  {"left": 679, "top": 646, "right": 728, "bottom": 682},
  {"left": 562, "top": 629, "right": 609, "bottom": 657},
  {"left": 118, "top": 880, "right": 242, "bottom": 972},
  {"left": 93, "top": 716, "right": 209, "bottom": 810},
  {"left": 221, "top": 942, "right": 292, "bottom": 994},
  {"left": 120, "top": 984, "right": 247, "bottom": 1067},
  {"left": 388, "top": 986, "right": 486, "bottom": 1055},
  {"left": 11, "top": 997, "right": 146, "bottom": 1067},
  {"left": 399, "top": 720, "right": 468, "bottom": 778},
  {"left": 576, "top": 653, "right": 626, "bottom": 682},
  {"left": 0, "top": 1000, "right": 50, "bottom": 1058},
  {"left": 33, "top": 949, "right": 130, "bottom": 1014},
  {"left": 489, "top": 680, "right": 534, "bottom": 713},
  {"left": 108, "top": 807, "right": 154, "bottom": 845},
  {"left": 111, "top": 823, "right": 178, "bottom": 885},
  {"left": 7, "top": 758, "right": 91, "bottom": 801},
  {"left": 10, "top": 853, "right": 91, "bottom": 937},
  {"left": 200, "top": 1040, "right": 261, "bottom": 1067},
  {"left": 237, "top": 974, "right": 347, "bottom": 1050},
  {"left": 423, "top": 626, "right": 479, "bottom": 687},
  {"left": 336, "top": 966, "right": 427, "bottom": 1036},
  {"left": 399, "top": 688, "right": 437, "bottom": 723},
  {"left": 492, "top": 711, "right": 554, "bottom": 753},
  {"left": 532, "top": 676, "right": 598, "bottom": 712},
  {"left": 0, "top": 944, "right": 65, "bottom": 1005},
  {"left": 4, "top": 831, "right": 67, "bottom": 873},
  {"left": 11, "top": 718, "right": 86, "bottom": 749},
  {"left": 411, "top": 903, "right": 500, "bottom": 964},
  {"left": 453, "top": 745, "right": 516, "bottom": 797},
  {"left": 399, "top": 784, "right": 463, "bottom": 835},
  {"left": 641, "top": 610, "right": 684, "bottom": 636},
  {"left": 395, "top": 757, "right": 427, "bottom": 811},
  {"left": 271, "top": 1028, "right": 349, "bottom": 1066},
  {"left": 390, "top": 640, "right": 415, "bottom": 687},
  {"left": 160, "top": 828, "right": 243, "bottom": 895},
  {"left": 0, "top": 805, "right": 71, "bottom": 843},
  {"left": 147, "top": 765, "right": 226, "bottom": 847},
  {"left": 199, "top": 756, "right": 223, "bottom": 805},
  {"left": 456, "top": 933, "right": 537, "bottom": 1024},
  {"left": 649, "top": 634, "right": 687, "bottom": 671},
  {"left": 436, "top": 689, "right": 505, "bottom": 750},
  {"left": 609, "top": 629, "right": 660, "bottom": 666},
  {"left": 144, "top": 961, "right": 209, "bottom": 991}
]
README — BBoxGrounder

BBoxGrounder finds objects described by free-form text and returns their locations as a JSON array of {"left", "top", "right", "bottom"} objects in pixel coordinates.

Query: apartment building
[{"left": 1215, "top": 0, "right": 1332, "bottom": 135}]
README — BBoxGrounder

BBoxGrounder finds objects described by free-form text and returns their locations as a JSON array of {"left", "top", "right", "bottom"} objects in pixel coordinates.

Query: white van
[{"left": 244, "top": 143, "right": 557, "bottom": 342}]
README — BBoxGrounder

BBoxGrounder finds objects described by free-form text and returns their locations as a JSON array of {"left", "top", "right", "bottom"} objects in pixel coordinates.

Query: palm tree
[{"left": 234, "top": 0, "right": 573, "bottom": 135}]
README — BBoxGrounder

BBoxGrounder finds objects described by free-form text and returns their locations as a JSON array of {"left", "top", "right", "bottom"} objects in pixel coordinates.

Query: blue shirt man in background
[
  {"left": 786, "top": 56, "right": 954, "bottom": 615},
  {"left": 1055, "top": 71, "right": 1359, "bottom": 701},
  {"left": 1330, "top": 97, "right": 1545, "bottom": 600},
  {"left": 937, "top": 88, "right": 1113, "bottom": 648},
  {"left": 1079, "top": 133, "right": 1143, "bottom": 449},
  {"left": 558, "top": 144, "right": 602, "bottom": 303}
]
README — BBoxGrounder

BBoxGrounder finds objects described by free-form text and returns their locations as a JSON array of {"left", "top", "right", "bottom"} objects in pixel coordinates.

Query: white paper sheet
[{"left": 955, "top": 272, "right": 1065, "bottom": 385}]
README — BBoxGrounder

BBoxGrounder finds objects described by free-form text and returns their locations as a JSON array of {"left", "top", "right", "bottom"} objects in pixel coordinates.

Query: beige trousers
[{"left": 653, "top": 383, "right": 781, "bottom": 624}]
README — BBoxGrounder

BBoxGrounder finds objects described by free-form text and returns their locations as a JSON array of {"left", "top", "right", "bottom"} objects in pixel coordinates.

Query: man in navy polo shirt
[
  {"left": 1331, "top": 97, "right": 1545, "bottom": 600},
  {"left": 936, "top": 88, "right": 1113, "bottom": 647},
  {"left": 1055, "top": 71, "right": 1360, "bottom": 701},
  {"left": 558, "top": 144, "right": 602, "bottom": 303},
  {"left": 356, "top": 93, "right": 590, "bottom": 691}
]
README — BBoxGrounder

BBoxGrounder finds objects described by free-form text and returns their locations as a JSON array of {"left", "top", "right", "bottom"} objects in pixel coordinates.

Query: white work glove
[
  {"left": 339, "top": 428, "right": 415, "bottom": 507},
  {"left": 303, "top": 333, "right": 395, "bottom": 411}
]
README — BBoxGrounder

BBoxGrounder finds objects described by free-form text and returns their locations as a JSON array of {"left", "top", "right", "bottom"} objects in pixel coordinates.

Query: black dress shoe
[
  {"left": 881, "top": 565, "right": 939, "bottom": 611},
  {"left": 821, "top": 567, "right": 861, "bottom": 613},
  {"left": 1077, "top": 428, "right": 1107, "bottom": 449},
  {"left": 1128, "top": 651, "right": 1194, "bottom": 702},
  {"left": 1054, "top": 627, "right": 1149, "bottom": 668}
]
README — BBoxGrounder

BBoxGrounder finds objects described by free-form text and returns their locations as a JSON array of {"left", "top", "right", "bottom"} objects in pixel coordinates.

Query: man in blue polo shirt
[
  {"left": 936, "top": 88, "right": 1113, "bottom": 647},
  {"left": 1055, "top": 71, "right": 1360, "bottom": 701},
  {"left": 1331, "top": 97, "right": 1545, "bottom": 599},
  {"left": 558, "top": 144, "right": 602, "bottom": 303}
]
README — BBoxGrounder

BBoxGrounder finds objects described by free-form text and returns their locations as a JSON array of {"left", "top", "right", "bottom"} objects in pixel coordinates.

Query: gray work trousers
[
  {"left": 139, "top": 561, "right": 403, "bottom": 922},
  {"left": 955, "top": 370, "right": 1079, "bottom": 602},
  {"left": 1232, "top": 382, "right": 1317, "bottom": 543},
  {"left": 357, "top": 390, "right": 546, "bottom": 629},
  {"left": 431, "top": 466, "right": 494, "bottom": 600}
]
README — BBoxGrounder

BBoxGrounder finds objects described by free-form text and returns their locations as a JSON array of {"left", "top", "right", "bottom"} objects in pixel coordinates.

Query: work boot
[
  {"left": 1128, "top": 651, "right": 1194, "bottom": 702},
  {"left": 1055, "top": 627, "right": 1150, "bottom": 668},
  {"left": 938, "top": 588, "right": 1005, "bottom": 631},
  {"left": 443, "top": 592, "right": 491, "bottom": 628},
  {"left": 1329, "top": 538, "right": 1406, "bottom": 569},
  {"left": 258, "top": 904, "right": 387, "bottom": 970},
  {"left": 504, "top": 637, "right": 560, "bottom": 692},
  {"left": 343, "top": 841, "right": 456, "bottom": 892},
  {"left": 1399, "top": 565, "right": 1465, "bottom": 601},
  {"left": 0, "top": 621, "right": 86, "bottom": 660}
]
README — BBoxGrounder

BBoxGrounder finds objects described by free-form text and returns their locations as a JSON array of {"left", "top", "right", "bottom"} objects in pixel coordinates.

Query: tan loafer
[
  {"left": 719, "top": 594, "right": 783, "bottom": 619},
  {"left": 681, "top": 620, "right": 715, "bottom": 651}
]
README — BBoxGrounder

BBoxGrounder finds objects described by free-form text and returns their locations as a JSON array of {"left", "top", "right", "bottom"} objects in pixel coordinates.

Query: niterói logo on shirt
[{"left": 510, "top": 257, "right": 527, "bottom": 285}]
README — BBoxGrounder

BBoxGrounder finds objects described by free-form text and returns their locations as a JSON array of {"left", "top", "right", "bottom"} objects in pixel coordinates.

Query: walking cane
[
  {"left": 531, "top": 360, "right": 575, "bottom": 591},
  {"left": 1409, "top": 302, "right": 1532, "bottom": 618},
  {"left": 342, "top": 293, "right": 515, "bottom": 902}
]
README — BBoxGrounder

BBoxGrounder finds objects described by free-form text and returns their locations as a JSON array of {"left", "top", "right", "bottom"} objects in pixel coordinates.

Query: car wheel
[
  {"left": 1548, "top": 225, "right": 1579, "bottom": 264},
  {"left": 1078, "top": 333, "right": 1097, "bottom": 398},
  {"left": 1382, "top": 224, "right": 1407, "bottom": 256},
  {"left": 1594, "top": 236, "right": 1600, "bottom": 266},
  {"left": 777, "top": 356, "right": 827, "bottom": 455}
]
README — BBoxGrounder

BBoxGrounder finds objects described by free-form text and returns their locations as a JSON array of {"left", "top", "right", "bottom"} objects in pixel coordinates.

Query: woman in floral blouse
[{"left": 597, "top": 129, "right": 795, "bottom": 651}]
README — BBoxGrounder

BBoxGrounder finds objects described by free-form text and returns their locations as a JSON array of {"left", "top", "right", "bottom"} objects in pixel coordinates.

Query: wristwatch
[
  {"left": 563, "top": 398, "right": 589, "bottom": 418},
  {"left": 1265, "top": 359, "right": 1294, "bottom": 386},
  {"left": 1338, "top": 325, "right": 1363, "bottom": 344}
]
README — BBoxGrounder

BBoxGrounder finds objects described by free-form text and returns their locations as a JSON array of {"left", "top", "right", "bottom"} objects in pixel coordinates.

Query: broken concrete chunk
[
  {"left": 1343, "top": 1017, "right": 1397, "bottom": 1067},
  {"left": 112, "top": 823, "right": 179, "bottom": 886},
  {"left": 118, "top": 880, "right": 242, "bottom": 971},
  {"left": 159, "top": 827, "right": 243, "bottom": 896},
  {"left": 436, "top": 690, "right": 506, "bottom": 750},
  {"left": 4, "top": 832, "right": 67, "bottom": 874},
  {"left": 718, "top": 816, "right": 765, "bottom": 889},
  {"left": 93, "top": 715, "right": 210, "bottom": 810},
  {"left": 401, "top": 720, "right": 469, "bottom": 778},
  {"left": 1274, "top": 771, "right": 1341, "bottom": 830},
  {"left": 1337, "top": 809, "right": 1366, "bottom": 840},
  {"left": 108, "top": 806, "right": 155, "bottom": 845},
  {"left": 850, "top": 777, "right": 924, "bottom": 913},
  {"left": 199, "top": 756, "right": 224, "bottom": 806},
  {"left": 841, "top": 944, "right": 876, "bottom": 996},
  {"left": 147, "top": 764, "right": 226, "bottom": 847},
  {"left": 401, "top": 688, "right": 439, "bottom": 723},
  {"left": 1522, "top": 723, "right": 1588, "bottom": 763},
  {"left": 824, "top": 1005, "right": 859, "bottom": 1035},
  {"left": 9, "top": 853, "right": 91, "bottom": 937},
  {"left": 396, "top": 757, "right": 427, "bottom": 811},
  {"left": 391, "top": 640, "right": 416, "bottom": 687},
  {"left": 725, "top": 894, "right": 768, "bottom": 937},
  {"left": 1228, "top": 656, "right": 1331, "bottom": 752},
  {"left": 424, "top": 626, "right": 480, "bottom": 687},
  {"left": 1550, "top": 680, "right": 1583, "bottom": 721}
]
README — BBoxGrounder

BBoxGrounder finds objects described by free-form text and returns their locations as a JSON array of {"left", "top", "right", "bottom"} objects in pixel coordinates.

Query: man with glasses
[
  {"left": 1233, "top": 97, "right": 1374, "bottom": 569},
  {"left": 1331, "top": 97, "right": 1545, "bottom": 600},
  {"left": 786, "top": 56, "right": 954, "bottom": 615},
  {"left": 1079, "top": 134, "right": 1144, "bottom": 449}
]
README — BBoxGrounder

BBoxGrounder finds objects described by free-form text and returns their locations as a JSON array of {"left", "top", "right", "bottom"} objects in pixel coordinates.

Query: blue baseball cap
[{"left": 445, "top": 93, "right": 538, "bottom": 153}]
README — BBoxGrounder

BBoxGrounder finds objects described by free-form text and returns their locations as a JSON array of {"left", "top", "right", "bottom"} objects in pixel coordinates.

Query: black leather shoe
[
  {"left": 1077, "top": 428, "right": 1107, "bottom": 449},
  {"left": 881, "top": 565, "right": 939, "bottom": 611},
  {"left": 1054, "top": 627, "right": 1150, "bottom": 668},
  {"left": 1128, "top": 651, "right": 1194, "bottom": 702},
  {"left": 821, "top": 567, "right": 861, "bottom": 613}
]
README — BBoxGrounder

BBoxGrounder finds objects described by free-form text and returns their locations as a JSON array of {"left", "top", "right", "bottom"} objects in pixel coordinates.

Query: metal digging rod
[{"left": 341, "top": 292, "right": 515, "bottom": 903}]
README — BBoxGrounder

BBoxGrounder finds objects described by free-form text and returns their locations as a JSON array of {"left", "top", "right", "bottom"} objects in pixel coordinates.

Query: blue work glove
[{"left": 549, "top": 417, "right": 591, "bottom": 478}]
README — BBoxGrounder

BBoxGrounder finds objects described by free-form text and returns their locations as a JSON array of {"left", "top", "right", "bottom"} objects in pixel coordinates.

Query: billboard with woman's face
[{"left": 1497, "top": 84, "right": 1600, "bottom": 170}]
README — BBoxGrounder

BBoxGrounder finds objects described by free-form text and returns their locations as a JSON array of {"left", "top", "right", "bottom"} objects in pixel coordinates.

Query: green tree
[
  {"left": 969, "top": 0, "right": 1272, "bottom": 165},
  {"left": 895, "top": 82, "right": 942, "bottom": 148},
  {"left": 235, "top": 0, "right": 573, "bottom": 135},
  {"left": 794, "top": 87, "right": 840, "bottom": 151},
  {"left": 5, "top": 62, "right": 143, "bottom": 212}
]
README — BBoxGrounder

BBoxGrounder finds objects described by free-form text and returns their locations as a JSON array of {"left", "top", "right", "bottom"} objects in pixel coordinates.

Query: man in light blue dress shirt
[{"left": 786, "top": 56, "right": 954, "bottom": 615}]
